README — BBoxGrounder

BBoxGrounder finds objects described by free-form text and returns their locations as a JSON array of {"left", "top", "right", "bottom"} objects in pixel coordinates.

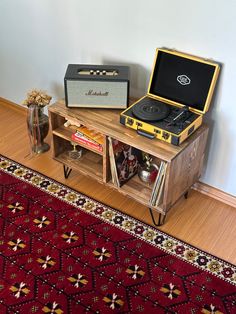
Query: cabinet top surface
[{"left": 49, "top": 100, "right": 209, "bottom": 162}]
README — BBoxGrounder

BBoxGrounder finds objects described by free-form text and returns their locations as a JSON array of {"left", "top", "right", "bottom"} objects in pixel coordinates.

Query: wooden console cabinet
[{"left": 49, "top": 100, "right": 209, "bottom": 225}]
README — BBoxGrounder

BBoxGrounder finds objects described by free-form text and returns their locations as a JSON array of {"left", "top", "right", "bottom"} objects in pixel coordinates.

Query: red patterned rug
[{"left": 0, "top": 155, "right": 235, "bottom": 314}]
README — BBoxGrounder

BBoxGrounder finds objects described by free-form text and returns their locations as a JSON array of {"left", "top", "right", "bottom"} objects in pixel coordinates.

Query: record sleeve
[{"left": 111, "top": 139, "right": 143, "bottom": 187}]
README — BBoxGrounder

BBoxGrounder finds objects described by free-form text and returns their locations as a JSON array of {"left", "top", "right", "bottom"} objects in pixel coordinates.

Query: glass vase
[{"left": 27, "top": 104, "right": 50, "bottom": 154}]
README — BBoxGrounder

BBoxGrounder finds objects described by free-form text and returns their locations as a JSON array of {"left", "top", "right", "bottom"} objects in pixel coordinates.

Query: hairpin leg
[
  {"left": 63, "top": 165, "right": 72, "bottom": 179},
  {"left": 149, "top": 208, "right": 166, "bottom": 226}
]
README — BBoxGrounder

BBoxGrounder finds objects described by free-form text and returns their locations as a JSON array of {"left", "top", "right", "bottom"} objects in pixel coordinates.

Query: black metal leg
[
  {"left": 63, "top": 165, "right": 72, "bottom": 179},
  {"left": 149, "top": 208, "right": 166, "bottom": 226},
  {"left": 184, "top": 191, "right": 189, "bottom": 199}
]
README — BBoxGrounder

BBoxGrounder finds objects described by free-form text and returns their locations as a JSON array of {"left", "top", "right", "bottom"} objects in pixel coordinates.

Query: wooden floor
[{"left": 1, "top": 100, "right": 236, "bottom": 265}]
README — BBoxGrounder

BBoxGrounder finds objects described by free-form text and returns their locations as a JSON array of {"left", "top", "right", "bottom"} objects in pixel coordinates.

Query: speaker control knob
[
  {"left": 162, "top": 132, "right": 170, "bottom": 140},
  {"left": 127, "top": 118, "right": 134, "bottom": 126}
]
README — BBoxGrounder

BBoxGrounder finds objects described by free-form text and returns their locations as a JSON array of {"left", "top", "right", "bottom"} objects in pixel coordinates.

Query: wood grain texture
[
  {"left": 0, "top": 98, "right": 236, "bottom": 264},
  {"left": 49, "top": 100, "right": 209, "bottom": 162},
  {"left": 193, "top": 181, "right": 236, "bottom": 208},
  {"left": 49, "top": 101, "right": 209, "bottom": 215}
]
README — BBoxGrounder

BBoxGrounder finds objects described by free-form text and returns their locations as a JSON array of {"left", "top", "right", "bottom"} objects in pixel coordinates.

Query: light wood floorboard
[{"left": 0, "top": 101, "right": 235, "bottom": 264}]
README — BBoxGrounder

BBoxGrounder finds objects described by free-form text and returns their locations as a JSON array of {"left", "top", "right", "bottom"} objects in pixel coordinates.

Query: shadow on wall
[
  {"left": 51, "top": 82, "right": 65, "bottom": 102},
  {"left": 202, "top": 62, "right": 230, "bottom": 182},
  {"left": 102, "top": 58, "right": 150, "bottom": 99}
]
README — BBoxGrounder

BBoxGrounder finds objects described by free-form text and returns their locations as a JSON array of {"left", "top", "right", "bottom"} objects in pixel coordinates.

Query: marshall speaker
[{"left": 64, "top": 64, "right": 129, "bottom": 109}]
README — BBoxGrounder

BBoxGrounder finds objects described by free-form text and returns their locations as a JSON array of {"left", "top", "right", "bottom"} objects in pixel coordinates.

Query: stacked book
[
  {"left": 71, "top": 126, "right": 104, "bottom": 152},
  {"left": 149, "top": 161, "right": 167, "bottom": 207}
]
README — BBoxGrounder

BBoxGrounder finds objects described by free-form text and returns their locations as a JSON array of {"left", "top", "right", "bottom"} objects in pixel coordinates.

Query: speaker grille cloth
[{"left": 67, "top": 81, "right": 127, "bottom": 108}]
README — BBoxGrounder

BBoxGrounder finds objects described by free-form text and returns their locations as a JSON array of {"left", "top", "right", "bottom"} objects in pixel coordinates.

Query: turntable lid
[{"left": 147, "top": 49, "right": 220, "bottom": 114}]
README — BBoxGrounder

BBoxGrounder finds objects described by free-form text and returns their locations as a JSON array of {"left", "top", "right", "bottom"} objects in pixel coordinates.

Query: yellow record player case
[{"left": 120, "top": 49, "right": 220, "bottom": 145}]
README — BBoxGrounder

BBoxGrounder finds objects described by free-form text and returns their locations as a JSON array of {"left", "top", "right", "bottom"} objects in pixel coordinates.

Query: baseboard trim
[
  {"left": 0, "top": 97, "right": 27, "bottom": 113},
  {"left": 193, "top": 182, "right": 236, "bottom": 208}
]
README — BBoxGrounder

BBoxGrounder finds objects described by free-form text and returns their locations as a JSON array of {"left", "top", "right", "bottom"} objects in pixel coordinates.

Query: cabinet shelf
[
  {"left": 49, "top": 101, "right": 209, "bottom": 223},
  {"left": 54, "top": 150, "right": 103, "bottom": 181},
  {"left": 52, "top": 125, "right": 74, "bottom": 139},
  {"left": 52, "top": 126, "right": 104, "bottom": 156},
  {"left": 110, "top": 174, "right": 153, "bottom": 204}
]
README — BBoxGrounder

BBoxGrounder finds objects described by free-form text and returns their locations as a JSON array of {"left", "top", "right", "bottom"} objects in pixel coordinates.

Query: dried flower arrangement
[{"left": 23, "top": 89, "right": 52, "bottom": 107}]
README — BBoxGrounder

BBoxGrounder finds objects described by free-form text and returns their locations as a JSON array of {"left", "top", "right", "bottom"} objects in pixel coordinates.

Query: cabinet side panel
[
  {"left": 49, "top": 111, "right": 66, "bottom": 130},
  {"left": 165, "top": 127, "right": 209, "bottom": 210},
  {"left": 187, "top": 127, "right": 209, "bottom": 187}
]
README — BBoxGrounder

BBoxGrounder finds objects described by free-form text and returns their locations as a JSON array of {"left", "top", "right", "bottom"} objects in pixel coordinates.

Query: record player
[{"left": 120, "top": 48, "right": 220, "bottom": 145}]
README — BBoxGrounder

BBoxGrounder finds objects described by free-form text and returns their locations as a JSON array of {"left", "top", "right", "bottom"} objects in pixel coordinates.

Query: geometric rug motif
[{"left": 0, "top": 155, "right": 235, "bottom": 314}]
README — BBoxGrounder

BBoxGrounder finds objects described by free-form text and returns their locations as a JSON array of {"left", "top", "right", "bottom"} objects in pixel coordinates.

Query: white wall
[{"left": 0, "top": 0, "right": 235, "bottom": 196}]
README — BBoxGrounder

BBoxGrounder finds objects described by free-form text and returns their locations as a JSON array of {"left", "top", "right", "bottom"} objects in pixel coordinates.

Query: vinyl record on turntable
[{"left": 132, "top": 98, "right": 170, "bottom": 121}]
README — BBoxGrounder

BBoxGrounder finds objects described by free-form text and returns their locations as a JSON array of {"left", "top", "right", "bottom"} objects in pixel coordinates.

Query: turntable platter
[{"left": 132, "top": 98, "right": 170, "bottom": 121}]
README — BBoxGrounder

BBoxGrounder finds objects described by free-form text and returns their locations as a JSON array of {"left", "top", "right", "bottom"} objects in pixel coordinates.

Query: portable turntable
[{"left": 120, "top": 48, "right": 220, "bottom": 145}]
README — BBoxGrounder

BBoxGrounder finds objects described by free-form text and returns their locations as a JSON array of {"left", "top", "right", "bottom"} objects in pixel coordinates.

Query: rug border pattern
[{"left": 0, "top": 155, "right": 235, "bottom": 287}]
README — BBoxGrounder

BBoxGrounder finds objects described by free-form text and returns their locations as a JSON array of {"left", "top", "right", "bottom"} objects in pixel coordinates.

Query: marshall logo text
[{"left": 85, "top": 90, "right": 109, "bottom": 96}]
